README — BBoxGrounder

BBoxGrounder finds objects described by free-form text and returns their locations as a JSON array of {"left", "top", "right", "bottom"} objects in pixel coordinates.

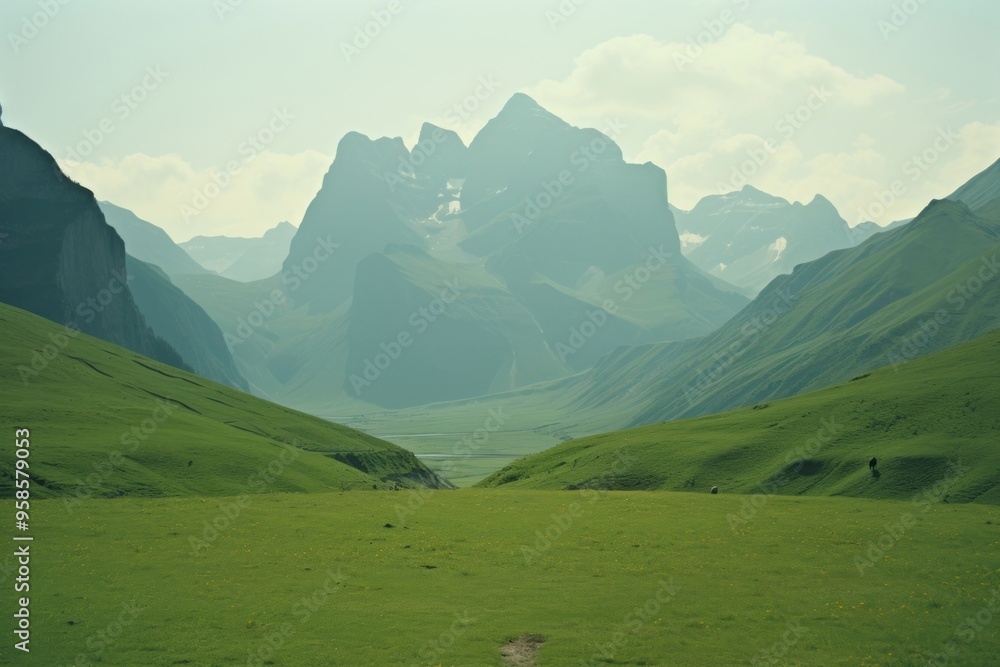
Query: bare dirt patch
[{"left": 500, "top": 634, "right": 545, "bottom": 666}]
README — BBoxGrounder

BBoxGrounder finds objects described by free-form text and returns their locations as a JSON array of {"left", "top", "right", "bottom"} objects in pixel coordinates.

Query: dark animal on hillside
[
  {"left": 710, "top": 486, "right": 718, "bottom": 494},
  {"left": 869, "top": 457, "right": 878, "bottom": 474}
]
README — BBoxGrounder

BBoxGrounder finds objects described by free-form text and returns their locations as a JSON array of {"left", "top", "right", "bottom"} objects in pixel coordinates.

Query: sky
[{"left": 1, "top": 0, "right": 998, "bottom": 241}]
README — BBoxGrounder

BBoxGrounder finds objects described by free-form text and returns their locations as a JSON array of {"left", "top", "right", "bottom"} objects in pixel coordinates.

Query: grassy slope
[
  {"left": 479, "top": 328, "right": 1000, "bottom": 504},
  {"left": 4, "top": 491, "right": 998, "bottom": 665},
  {"left": 0, "top": 303, "right": 446, "bottom": 498},
  {"left": 553, "top": 199, "right": 1000, "bottom": 428}
]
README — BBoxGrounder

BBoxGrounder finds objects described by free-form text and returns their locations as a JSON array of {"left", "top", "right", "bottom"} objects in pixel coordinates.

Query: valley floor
[{"left": 6, "top": 491, "right": 999, "bottom": 666}]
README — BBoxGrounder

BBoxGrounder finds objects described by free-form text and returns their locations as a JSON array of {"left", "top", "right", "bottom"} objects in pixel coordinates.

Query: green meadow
[{"left": 2, "top": 491, "right": 998, "bottom": 666}]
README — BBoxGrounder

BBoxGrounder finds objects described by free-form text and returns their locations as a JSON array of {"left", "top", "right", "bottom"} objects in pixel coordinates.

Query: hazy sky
[{"left": 2, "top": 0, "right": 998, "bottom": 240}]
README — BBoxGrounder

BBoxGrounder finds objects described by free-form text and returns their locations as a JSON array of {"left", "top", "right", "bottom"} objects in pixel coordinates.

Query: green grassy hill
[
  {"left": 0, "top": 302, "right": 448, "bottom": 499},
  {"left": 479, "top": 327, "right": 1000, "bottom": 504}
]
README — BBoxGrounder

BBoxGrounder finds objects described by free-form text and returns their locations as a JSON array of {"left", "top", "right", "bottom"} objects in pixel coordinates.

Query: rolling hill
[
  {"left": 479, "top": 326, "right": 1000, "bottom": 504},
  {"left": 0, "top": 301, "right": 449, "bottom": 498}
]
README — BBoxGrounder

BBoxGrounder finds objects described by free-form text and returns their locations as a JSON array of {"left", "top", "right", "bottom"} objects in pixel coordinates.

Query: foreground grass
[{"left": 4, "top": 491, "right": 999, "bottom": 666}]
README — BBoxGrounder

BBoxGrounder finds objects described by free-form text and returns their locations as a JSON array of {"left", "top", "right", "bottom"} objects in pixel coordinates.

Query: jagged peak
[
  {"left": 417, "top": 122, "right": 465, "bottom": 148},
  {"left": 490, "top": 92, "right": 564, "bottom": 127}
]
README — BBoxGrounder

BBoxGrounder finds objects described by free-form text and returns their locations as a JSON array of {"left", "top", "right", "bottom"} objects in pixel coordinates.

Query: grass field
[{"left": 3, "top": 491, "right": 998, "bottom": 666}]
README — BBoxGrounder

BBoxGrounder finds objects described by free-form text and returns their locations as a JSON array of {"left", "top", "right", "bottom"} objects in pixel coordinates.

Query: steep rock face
[
  {"left": 343, "top": 244, "right": 566, "bottom": 408},
  {"left": 460, "top": 93, "right": 626, "bottom": 233},
  {"left": 411, "top": 122, "right": 468, "bottom": 193},
  {"left": 282, "top": 133, "right": 426, "bottom": 312},
  {"left": 0, "top": 124, "right": 186, "bottom": 369},
  {"left": 125, "top": 255, "right": 248, "bottom": 390}
]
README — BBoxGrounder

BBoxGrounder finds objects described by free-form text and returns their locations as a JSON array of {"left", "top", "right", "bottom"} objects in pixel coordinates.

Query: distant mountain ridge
[
  {"left": 99, "top": 201, "right": 210, "bottom": 278},
  {"left": 181, "top": 221, "right": 297, "bottom": 282},
  {"left": 675, "top": 185, "right": 856, "bottom": 294}
]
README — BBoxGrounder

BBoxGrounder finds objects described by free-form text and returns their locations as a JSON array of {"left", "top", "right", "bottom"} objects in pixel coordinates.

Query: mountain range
[
  {"left": 674, "top": 185, "right": 855, "bottom": 293},
  {"left": 3, "top": 92, "right": 999, "bottom": 490},
  {"left": 176, "top": 94, "right": 751, "bottom": 410},
  {"left": 180, "top": 221, "right": 297, "bottom": 282}
]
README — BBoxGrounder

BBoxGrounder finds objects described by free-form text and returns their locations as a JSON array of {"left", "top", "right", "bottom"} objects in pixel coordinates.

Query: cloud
[
  {"left": 527, "top": 28, "right": 903, "bottom": 124},
  {"left": 60, "top": 150, "right": 331, "bottom": 241},
  {"left": 522, "top": 26, "right": 1000, "bottom": 224}
]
